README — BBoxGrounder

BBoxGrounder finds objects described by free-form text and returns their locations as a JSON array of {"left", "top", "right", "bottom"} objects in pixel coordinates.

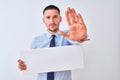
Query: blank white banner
[{"left": 20, "top": 45, "right": 84, "bottom": 74}]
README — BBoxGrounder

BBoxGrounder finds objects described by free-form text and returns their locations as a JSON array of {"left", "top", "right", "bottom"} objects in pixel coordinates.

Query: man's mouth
[{"left": 49, "top": 23, "right": 56, "bottom": 26}]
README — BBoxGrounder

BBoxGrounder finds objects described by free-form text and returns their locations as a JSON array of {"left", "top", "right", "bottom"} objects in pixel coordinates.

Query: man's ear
[{"left": 60, "top": 16, "right": 62, "bottom": 22}]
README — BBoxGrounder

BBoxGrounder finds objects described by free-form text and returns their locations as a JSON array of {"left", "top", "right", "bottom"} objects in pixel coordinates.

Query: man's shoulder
[{"left": 33, "top": 33, "right": 47, "bottom": 41}]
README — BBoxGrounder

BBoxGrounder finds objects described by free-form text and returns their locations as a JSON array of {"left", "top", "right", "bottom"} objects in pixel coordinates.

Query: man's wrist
[{"left": 78, "top": 38, "right": 90, "bottom": 42}]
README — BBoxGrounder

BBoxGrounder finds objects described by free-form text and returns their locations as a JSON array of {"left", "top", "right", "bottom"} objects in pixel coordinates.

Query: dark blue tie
[
  {"left": 49, "top": 35, "right": 56, "bottom": 47},
  {"left": 47, "top": 35, "right": 56, "bottom": 80}
]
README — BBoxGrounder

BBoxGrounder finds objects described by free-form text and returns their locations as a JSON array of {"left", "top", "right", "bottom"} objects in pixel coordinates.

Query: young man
[{"left": 18, "top": 5, "right": 87, "bottom": 80}]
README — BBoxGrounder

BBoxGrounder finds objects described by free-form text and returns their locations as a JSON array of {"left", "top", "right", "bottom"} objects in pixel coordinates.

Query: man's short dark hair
[{"left": 43, "top": 5, "right": 60, "bottom": 15}]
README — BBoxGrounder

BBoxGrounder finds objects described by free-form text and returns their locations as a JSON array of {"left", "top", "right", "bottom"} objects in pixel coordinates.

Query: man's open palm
[{"left": 59, "top": 7, "right": 87, "bottom": 41}]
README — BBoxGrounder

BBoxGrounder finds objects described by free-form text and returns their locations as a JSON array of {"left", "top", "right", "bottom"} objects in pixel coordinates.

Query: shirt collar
[{"left": 45, "top": 30, "right": 60, "bottom": 39}]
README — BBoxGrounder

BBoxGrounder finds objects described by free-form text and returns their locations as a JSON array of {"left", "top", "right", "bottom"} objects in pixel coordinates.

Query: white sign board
[{"left": 20, "top": 45, "right": 84, "bottom": 74}]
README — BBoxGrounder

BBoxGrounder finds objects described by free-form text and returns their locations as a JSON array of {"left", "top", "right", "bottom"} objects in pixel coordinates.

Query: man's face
[{"left": 43, "top": 9, "right": 62, "bottom": 33}]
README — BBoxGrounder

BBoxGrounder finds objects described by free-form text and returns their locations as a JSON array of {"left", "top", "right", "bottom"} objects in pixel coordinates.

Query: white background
[{"left": 0, "top": 0, "right": 119, "bottom": 80}]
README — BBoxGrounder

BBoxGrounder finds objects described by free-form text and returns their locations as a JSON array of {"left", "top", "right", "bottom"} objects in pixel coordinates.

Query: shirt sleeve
[
  {"left": 30, "top": 36, "right": 40, "bottom": 49},
  {"left": 30, "top": 38, "right": 36, "bottom": 49}
]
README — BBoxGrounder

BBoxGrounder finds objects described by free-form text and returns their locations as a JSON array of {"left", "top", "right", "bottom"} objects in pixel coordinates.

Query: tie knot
[{"left": 52, "top": 35, "right": 56, "bottom": 38}]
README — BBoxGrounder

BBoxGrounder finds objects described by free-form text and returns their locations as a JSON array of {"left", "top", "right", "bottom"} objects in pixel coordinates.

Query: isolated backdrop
[{"left": 0, "top": 0, "right": 119, "bottom": 80}]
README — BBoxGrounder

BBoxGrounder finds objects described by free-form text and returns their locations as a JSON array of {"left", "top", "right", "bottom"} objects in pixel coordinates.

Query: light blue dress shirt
[{"left": 30, "top": 30, "right": 80, "bottom": 80}]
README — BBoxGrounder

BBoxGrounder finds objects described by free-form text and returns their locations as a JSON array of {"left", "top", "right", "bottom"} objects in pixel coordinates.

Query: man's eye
[
  {"left": 46, "top": 16, "right": 50, "bottom": 19},
  {"left": 54, "top": 15, "right": 58, "bottom": 18}
]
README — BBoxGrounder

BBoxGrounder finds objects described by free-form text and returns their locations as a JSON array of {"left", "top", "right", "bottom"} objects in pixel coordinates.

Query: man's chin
[{"left": 48, "top": 28, "right": 59, "bottom": 32}]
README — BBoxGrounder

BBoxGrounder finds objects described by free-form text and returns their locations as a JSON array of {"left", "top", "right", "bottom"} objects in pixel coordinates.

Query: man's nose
[{"left": 50, "top": 18, "right": 54, "bottom": 23}]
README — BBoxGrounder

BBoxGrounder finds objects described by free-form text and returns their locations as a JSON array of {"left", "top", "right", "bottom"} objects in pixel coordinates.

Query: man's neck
[{"left": 47, "top": 29, "right": 59, "bottom": 35}]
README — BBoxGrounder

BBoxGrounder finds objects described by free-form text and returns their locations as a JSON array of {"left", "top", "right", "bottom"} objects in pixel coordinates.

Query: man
[{"left": 18, "top": 5, "right": 87, "bottom": 80}]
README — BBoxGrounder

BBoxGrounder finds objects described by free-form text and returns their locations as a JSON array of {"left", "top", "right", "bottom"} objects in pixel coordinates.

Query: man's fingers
[
  {"left": 66, "top": 7, "right": 79, "bottom": 26},
  {"left": 19, "top": 65, "right": 27, "bottom": 71},
  {"left": 69, "top": 8, "right": 76, "bottom": 24},
  {"left": 18, "top": 59, "right": 27, "bottom": 70},
  {"left": 18, "top": 59, "right": 24, "bottom": 64},
  {"left": 71, "top": 8, "right": 78, "bottom": 23},
  {"left": 65, "top": 8, "right": 71, "bottom": 26},
  {"left": 78, "top": 13, "right": 84, "bottom": 24}
]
